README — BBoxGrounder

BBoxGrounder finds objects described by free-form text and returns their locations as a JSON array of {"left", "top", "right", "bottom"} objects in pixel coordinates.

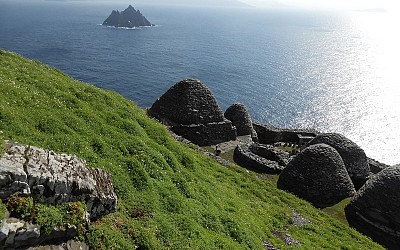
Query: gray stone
[
  {"left": 345, "top": 166, "right": 400, "bottom": 249},
  {"left": 3, "top": 218, "right": 25, "bottom": 248},
  {"left": 233, "top": 143, "right": 288, "bottom": 174},
  {"left": 368, "top": 157, "right": 389, "bottom": 174},
  {"left": 149, "top": 79, "right": 237, "bottom": 145},
  {"left": 0, "top": 153, "right": 30, "bottom": 199},
  {"left": 253, "top": 123, "right": 317, "bottom": 145},
  {"left": 27, "top": 240, "right": 89, "bottom": 250},
  {"left": 39, "top": 224, "right": 79, "bottom": 245},
  {"left": 0, "top": 219, "right": 10, "bottom": 243},
  {"left": 277, "top": 144, "right": 355, "bottom": 208},
  {"left": 0, "top": 142, "right": 117, "bottom": 219},
  {"left": 0, "top": 216, "right": 87, "bottom": 249},
  {"left": 307, "top": 133, "right": 370, "bottom": 189},
  {"left": 13, "top": 223, "right": 41, "bottom": 248},
  {"left": 224, "top": 103, "right": 258, "bottom": 140}
]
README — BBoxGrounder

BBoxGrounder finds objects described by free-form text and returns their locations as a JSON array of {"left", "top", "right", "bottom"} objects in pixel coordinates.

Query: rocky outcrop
[
  {"left": 233, "top": 143, "right": 289, "bottom": 174},
  {"left": 27, "top": 240, "right": 89, "bottom": 250},
  {"left": 0, "top": 216, "right": 88, "bottom": 249},
  {"left": 277, "top": 144, "right": 355, "bottom": 208},
  {"left": 103, "top": 5, "right": 153, "bottom": 28},
  {"left": 0, "top": 142, "right": 117, "bottom": 219},
  {"left": 149, "top": 79, "right": 236, "bottom": 146},
  {"left": 224, "top": 103, "right": 258, "bottom": 141},
  {"left": 345, "top": 166, "right": 400, "bottom": 249},
  {"left": 307, "top": 133, "right": 370, "bottom": 189},
  {"left": 253, "top": 123, "right": 317, "bottom": 146}
]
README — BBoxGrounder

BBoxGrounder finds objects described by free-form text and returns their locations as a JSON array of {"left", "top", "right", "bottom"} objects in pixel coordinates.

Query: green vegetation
[
  {"left": 0, "top": 199, "right": 6, "bottom": 221},
  {"left": 6, "top": 195, "right": 34, "bottom": 219},
  {"left": 0, "top": 50, "right": 383, "bottom": 249},
  {"left": 322, "top": 198, "right": 351, "bottom": 226},
  {"left": 35, "top": 202, "right": 87, "bottom": 236},
  {"left": 5, "top": 194, "right": 87, "bottom": 236}
]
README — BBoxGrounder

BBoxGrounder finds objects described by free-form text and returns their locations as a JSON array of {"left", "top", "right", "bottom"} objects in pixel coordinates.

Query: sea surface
[{"left": 0, "top": 0, "right": 399, "bottom": 165}]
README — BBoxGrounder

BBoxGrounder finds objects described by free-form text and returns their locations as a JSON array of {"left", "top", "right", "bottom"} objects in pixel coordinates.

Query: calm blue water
[{"left": 1, "top": 0, "right": 399, "bottom": 165}]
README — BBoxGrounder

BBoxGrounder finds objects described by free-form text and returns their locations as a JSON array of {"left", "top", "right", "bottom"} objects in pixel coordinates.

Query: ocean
[{"left": 0, "top": 0, "right": 399, "bottom": 165}]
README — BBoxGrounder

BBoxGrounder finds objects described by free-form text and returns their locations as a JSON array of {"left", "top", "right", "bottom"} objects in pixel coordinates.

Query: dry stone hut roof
[
  {"left": 307, "top": 133, "right": 370, "bottom": 189},
  {"left": 148, "top": 79, "right": 236, "bottom": 145},
  {"left": 149, "top": 79, "right": 225, "bottom": 125},
  {"left": 224, "top": 103, "right": 255, "bottom": 136},
  {"left": 277, "top": 143, "right": 355, "bottom": 208},
  {"left": 345, "top": 166, "right": 400, "bottom": 249}
]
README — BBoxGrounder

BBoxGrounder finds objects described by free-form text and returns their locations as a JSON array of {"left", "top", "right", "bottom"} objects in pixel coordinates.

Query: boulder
[
  {"left": 233, "top": 143, "right": 288, "bottom": 174},
  {"left": 149, "top": 79, "right": 236, "bottom": 145},
  {"left": 0, "top": 142, "right": 117, "bottom": 219},
  {"left": 345, "top": 166, "right": 400, "bottom": 249},
  {"left": 103, "top": 5, "right": 153, "bottom": 28},
  {"left": 224, "top": 103, "right": 258, "bottom": 141},
  {"left": 277, "top": 144, "right": 355, "bottom": 208},
  {"left": 307, "top": 133, "right": 369, "bottom": 189}
]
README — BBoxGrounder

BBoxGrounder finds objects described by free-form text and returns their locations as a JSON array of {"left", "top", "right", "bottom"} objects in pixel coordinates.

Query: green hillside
[{"left": 0, "top": 50, "right": 383, "bottom": 249}]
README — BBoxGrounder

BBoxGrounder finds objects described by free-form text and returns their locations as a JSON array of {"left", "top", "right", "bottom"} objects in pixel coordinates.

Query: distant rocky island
[{"left": 103, "top": 5, "right": 153, "bottom": 28}]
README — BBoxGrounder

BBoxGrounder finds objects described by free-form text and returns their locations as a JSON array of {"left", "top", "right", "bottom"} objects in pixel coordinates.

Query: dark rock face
[
  {"left": 224, "top": 103, "right": 257, "bottom": 140},
  {"left": 103, "top": 5, "right": 152, "bottom": 28},
  {"left": 345, "top": 167, "right": 400, "bottom": 249},
  {"left": 149, "top": 79, "right": 236, "bottom": 145},
  {"left": 307, "top": 133, "right": 370, "bottom": 189},
  {"left": 0, "top": 142, "right": 117, "bottom": 219},
  {"left": 233, "top": 143, "right": 289, "bottom": 174},
  {"left": 277, "top": 144, "right": 355, "bottom": 208}
]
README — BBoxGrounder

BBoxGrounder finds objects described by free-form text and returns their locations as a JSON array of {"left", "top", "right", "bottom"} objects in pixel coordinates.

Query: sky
[
  {"left": 42, "top": 0, "right": 398, "bottom": 10},
  {"left": 39, "top": 0, "right": 400, "bottom": 12},
  {"left": 240, "top": 0, "right": 398, "bottom": 10}
]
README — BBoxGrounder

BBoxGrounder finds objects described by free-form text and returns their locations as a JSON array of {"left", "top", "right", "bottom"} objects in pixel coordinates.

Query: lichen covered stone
[{"left": 0, "top": 142, "right": 117, "bottom": 219}]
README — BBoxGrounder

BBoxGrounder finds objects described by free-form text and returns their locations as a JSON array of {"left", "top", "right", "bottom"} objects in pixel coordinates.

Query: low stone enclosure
[
  {"left": 233, "top": 143, "right": 289, "bottom": 174},
  {"left": 253, "top": 122, "right": 317, "bottom": 146},
  {"left": 0, "top": 142, "right": 117, "bottom": 249}
]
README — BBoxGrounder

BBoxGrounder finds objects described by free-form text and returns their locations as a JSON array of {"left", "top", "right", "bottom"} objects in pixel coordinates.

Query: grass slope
[{"left": 0, "top": 50, "right": 383, "bottom": 249}]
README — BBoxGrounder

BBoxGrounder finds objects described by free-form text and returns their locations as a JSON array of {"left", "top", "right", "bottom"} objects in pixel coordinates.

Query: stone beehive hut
[
  {"left": 224, "top": 103, "right": 258, "bottom": 141},
  {"left": 307, "top": 133, "right": 370, "bottom": 189},
  {"left": 277, "top": 143, "right": 355, "bottom": 208},
  {"left": 345, "top": 166, "right": 400, "bottom": 249},
  {"left": 149, "top": 79, "right": 236, "bottom": 145}
]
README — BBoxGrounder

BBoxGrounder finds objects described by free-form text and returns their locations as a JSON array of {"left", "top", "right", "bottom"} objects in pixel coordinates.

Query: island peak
[{"left": 103, "top": 5, "right": 153, "bottom": 28}]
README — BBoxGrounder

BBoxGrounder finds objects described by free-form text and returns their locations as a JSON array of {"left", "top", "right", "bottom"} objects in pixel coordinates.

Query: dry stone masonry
[
  {"left": 233, "top": 143, "right": 289, "bottom": 174},
  {"left": 307, "top": 133, "right": 370, "bottom": 189},
  {"left": 224, "top": 103, "right": 258, "bottom": 141},
  {"left": 149, "top": 79, "right": 236, "bottom": 145},
  {"left": 345, "top": 166, "right": 400, "bottom": 249},
  {"left": 277, "top": 144, "right": 356, "bottom": 208}
]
